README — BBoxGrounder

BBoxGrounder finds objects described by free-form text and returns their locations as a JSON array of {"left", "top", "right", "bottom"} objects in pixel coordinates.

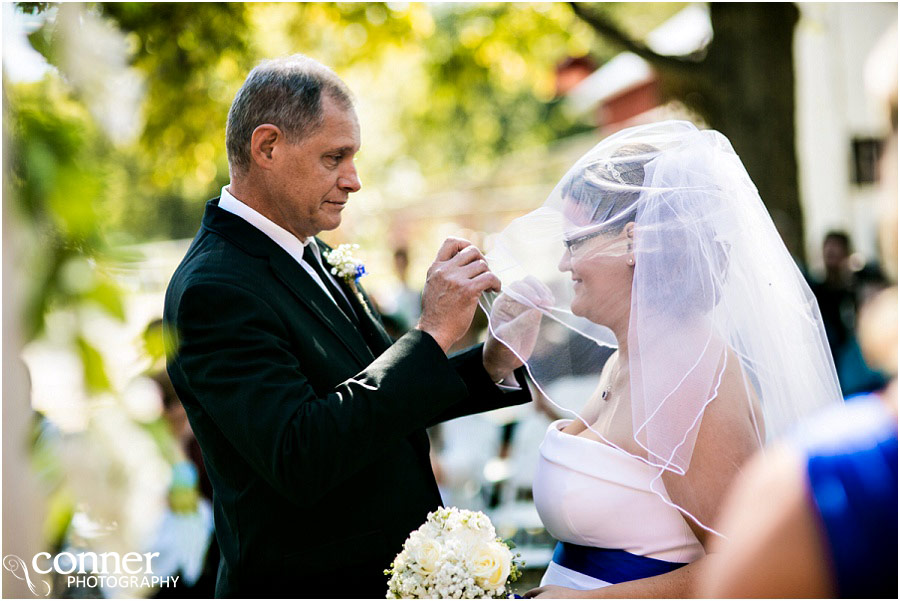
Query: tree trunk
[
  {"left": 575, "top": 3, "right": 806, "bottom": 262},
  {"left": 691, "top": 3, "right": 804, "bottom": 261}
]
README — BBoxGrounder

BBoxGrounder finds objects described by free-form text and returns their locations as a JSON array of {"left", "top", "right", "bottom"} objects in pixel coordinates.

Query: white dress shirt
[{"left": 218, "top": 185, "right": 352, "bottom": 309}]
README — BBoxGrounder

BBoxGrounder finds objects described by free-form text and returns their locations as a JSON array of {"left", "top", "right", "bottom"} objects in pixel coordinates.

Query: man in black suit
[{"left": 164, "top": 55, "right": 530, "bottom": 598}]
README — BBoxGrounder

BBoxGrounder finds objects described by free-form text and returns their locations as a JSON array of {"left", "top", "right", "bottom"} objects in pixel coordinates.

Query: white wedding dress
[
  {"left": 484, "top": 121, "right": 842, "bottom": 590},
  {"left": 532, "top": 419, "right": 705, "bottom": 590}
]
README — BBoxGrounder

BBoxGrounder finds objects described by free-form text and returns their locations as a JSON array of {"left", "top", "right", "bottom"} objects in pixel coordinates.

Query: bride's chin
[
  {"left": 572, "top": 301, "right": 605, "bottom": 325},
  {"left": 570, "top": 301, "right": 585, "bottom": 318}
]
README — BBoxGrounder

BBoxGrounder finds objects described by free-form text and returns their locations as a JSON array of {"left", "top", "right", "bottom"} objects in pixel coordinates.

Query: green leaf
[
  {"left": 18, "top": 2, "right": 54, "bottom": 16},
  {"left": 75, "top": 335, "right": 111, "bottom": 392},
  {"left": 42, "top": 486, "right": 75, "bottom": 547},
  {"left": 141, "top": 319, "right": 166, "bottom": 363},
  {"left": 26, "top": 21, "right": 56, "bottom": 64},
  {"left": 84, "top": 279, "right": 126, "bottom": 321},
  {"left": 162, "top": 324, "right": 179, "bottom": 361}
]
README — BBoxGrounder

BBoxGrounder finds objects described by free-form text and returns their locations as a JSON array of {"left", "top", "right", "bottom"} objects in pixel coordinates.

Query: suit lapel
[
  {"left": 356, "top": 291, "right": 394, "bottom": 353},
  {"left": 314, "top": 240, "right": 394, "bottom": 355},
  {"left": 268, "top": 252, "right": 375, "bottom": 367},
  {"left": 201, "top": 199, "right": 375, "bottom": 368}
]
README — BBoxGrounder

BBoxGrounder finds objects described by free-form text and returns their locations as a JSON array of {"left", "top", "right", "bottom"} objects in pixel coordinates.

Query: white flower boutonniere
[
  {"left": 323, "top": 244, "right": 373, "bottom": 319},
  {"left": 323, "top": 243, "right": 367, "bottom": 285}
]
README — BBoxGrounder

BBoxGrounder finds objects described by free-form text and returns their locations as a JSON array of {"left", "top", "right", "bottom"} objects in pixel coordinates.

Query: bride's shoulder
[{"left": 703, "top": 346, "right": 765, "bottom": 440}]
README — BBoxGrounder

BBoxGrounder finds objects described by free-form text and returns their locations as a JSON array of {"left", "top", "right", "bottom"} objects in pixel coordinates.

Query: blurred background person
[
  {"left": 372, "top": 246, "right": 423, "bottom": 341},
  {"left": 387, "top": 247, "right": 423, "bottom": 334},
  {"left": 147, "top": 367, "right": 217, "bottom": 599},
  {"left": 810, "top": 230, "right": 856, "bottom": 363},
  {"left": 142, "top": 320, "right": 217, "bottom": 599},
  {"left": 811, "top": 230, "right": 891, "bottom": 396},
  {"left": 701, "top": 22, "right": 898, "bottom": 599}
]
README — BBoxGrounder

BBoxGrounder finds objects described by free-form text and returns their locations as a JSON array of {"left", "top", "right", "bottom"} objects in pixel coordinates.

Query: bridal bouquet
[{"left": 385, "top": 507, "right": 523, "bottom": 599}]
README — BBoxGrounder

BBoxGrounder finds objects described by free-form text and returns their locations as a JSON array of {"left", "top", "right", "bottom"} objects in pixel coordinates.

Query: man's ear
[{"left": 249, "top": 124, "right": 282, "bottom": 170}]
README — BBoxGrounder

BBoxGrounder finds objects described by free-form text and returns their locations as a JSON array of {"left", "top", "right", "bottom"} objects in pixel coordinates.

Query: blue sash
[{"left": 552, "top": 542, "right": 687, "bottom": 584}]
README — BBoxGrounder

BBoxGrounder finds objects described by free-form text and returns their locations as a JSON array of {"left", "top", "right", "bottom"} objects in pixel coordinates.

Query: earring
[{"left": 627, "top": 258, "right": 634, "bottom": 266}]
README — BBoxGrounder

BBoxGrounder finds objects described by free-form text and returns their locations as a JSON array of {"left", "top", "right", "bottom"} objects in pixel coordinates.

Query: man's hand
[
  {"left": 416, "top": 237, "right": 501, "bottom": 354},
  {"left": 483, "top": 276, "right": 553, "bottom": 382}
]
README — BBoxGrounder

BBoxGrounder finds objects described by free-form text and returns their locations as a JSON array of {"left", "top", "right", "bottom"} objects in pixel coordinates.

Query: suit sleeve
[
  {"left": 427, "top": 345, "right": 532, "bottom": 427},
  {"left": 167, "top": 280, "right": 466, "bottom": 508}
]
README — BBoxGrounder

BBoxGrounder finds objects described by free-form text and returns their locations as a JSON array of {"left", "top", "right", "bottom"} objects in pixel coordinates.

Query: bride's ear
[{"left": 624, "top": 222, "right": 636, "bottom": 266}]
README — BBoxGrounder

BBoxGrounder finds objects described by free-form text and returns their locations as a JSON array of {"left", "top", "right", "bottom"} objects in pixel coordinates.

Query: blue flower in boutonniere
[
  {"left": 323, "top": 243, "right": 367, "bottom": 284},
  {"left": 323, "top": 244, "right": 374, "bottom": 318}
]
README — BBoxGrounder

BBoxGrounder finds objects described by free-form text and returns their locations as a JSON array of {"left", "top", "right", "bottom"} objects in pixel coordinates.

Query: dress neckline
[
  {"left": 541, "top": 420, "right": 674, "bottom": 496},
  {"left": 554, "top": 418, "right": 628, "bottom": 453}
]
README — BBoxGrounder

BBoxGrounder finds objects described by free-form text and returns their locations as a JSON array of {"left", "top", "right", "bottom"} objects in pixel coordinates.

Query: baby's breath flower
[
  {"left": 385, "top": 507, "right": 522, "bottom": 599},
  {"left": 323, "top": 244, "right": 367, "bottom": 285}
]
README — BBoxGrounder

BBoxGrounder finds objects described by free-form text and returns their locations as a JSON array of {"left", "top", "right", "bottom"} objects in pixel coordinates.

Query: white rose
[
  {"left": 410, "top": 538, "right": 442, "bottom": 575},
  {"left": 447, "top": 527, "right": 484, "bottom": 556},
  {"left": 420, "top": 522, "right": 440, "bottom": 539},
  {"left": 468, "top": 541, "right": 512, "bottom": 590}
]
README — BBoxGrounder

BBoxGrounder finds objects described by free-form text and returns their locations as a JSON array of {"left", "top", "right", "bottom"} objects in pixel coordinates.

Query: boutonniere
[
  {"left": 323, "top": 243, "right": 367, "bottom": 284},
  {"left": 323, "top": 244, "right": 374, "bottom": 318}
]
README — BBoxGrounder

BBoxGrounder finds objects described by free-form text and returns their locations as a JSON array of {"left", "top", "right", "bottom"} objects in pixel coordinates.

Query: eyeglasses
[{"left": 563, "top": 226, "right": 613, "bottom": 256}]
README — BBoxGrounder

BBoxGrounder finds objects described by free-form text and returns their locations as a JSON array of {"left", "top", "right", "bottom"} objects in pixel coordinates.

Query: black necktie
[{"left": 302, "top": 243, "right": 359, "bottom": 326}]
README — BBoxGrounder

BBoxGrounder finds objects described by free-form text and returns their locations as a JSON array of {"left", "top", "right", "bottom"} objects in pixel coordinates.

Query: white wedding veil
[{"left": 482, "top": 120, "right": 843, "bottom": 534}]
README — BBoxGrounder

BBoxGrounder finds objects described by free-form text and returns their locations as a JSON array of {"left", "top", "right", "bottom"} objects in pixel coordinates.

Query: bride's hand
[
  {"left": 483, "top": 276, "right": 554, "bottom": 382},
  {"left": 523, "top": 584, "right": 590, "bottom": 598}
]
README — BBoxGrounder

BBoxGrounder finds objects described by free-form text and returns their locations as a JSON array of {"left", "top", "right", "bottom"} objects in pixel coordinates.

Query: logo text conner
[{"left": 32, "top": 551, "right": 160, "bottom": 575}]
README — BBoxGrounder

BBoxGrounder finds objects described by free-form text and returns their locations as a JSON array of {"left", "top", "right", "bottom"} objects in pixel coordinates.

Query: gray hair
[{"left": 225, "top": 54, "right": 354, "bottom": 174}]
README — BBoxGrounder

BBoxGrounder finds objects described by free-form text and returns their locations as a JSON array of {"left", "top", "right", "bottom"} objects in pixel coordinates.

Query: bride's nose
[{"left": 558, "top": 249, "right": 572, "bottom": 273}]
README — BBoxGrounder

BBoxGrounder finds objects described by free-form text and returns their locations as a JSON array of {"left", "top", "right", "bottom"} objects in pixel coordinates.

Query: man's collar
[
  {"left": 219, "top": 185, "right": 315, "bottom": 249},
  {"left": 199, "top": 198, "right": 266, "bottom": 257}
]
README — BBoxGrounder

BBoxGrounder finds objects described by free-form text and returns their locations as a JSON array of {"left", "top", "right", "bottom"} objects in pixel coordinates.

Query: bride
[{"left": 482, "top": 121, "right": 842, "bottom": 597}]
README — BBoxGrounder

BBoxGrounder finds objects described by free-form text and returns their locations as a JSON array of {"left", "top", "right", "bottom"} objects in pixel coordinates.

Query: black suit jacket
[{"left": 164, "top": 199, "right": 530, "bottom": 598}]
